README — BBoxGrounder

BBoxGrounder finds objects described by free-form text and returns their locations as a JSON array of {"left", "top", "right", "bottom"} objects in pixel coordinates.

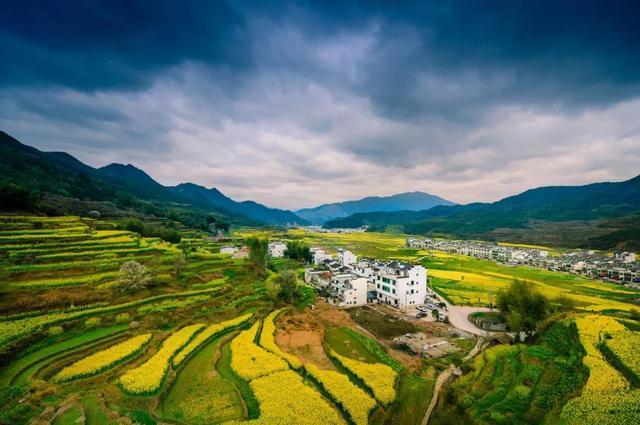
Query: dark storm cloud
[
  {"left": 1, "top": 0, "right": 639, "bottom": 208},
  {"left": 0, "top": 0, "right": 251, "bottom": 90}
]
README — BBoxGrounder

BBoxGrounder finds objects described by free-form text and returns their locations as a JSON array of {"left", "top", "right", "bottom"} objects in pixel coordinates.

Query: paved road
[{"left": 430, "top": 293, "right": 495, "bottom": 337}]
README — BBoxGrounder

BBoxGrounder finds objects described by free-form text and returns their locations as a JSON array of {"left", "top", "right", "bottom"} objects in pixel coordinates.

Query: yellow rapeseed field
[
  {"left": 172, "top": 314, "right": 253, "bottom": 367},
  {"left": 230, "top": 370, "right": 346, "bottom": 425},
  {"left": 329, "top": 350, "right": 397, "bottom": 405},
  {"left": 53, "top": 333, "right": 152, "bottom": 382},
  {"left": 561, "top": 315, "right": 640, "bottom": 424},
  {"left": 118, "top": 324, "right": 205, "bottom": 395},
  {"left": 230, "top": 322, "right": 288, "bottom": 380},
  {"left": 259, "top": 309, "right": 302, "bottom": 369},
  {"left": 304, "top": 363, "right": 376, "bottom": 425},
  {"left": 606, "top": 329, "right": 640, "bottom": 378}
]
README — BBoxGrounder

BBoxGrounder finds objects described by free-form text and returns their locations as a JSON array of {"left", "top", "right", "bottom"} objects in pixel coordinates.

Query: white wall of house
[
  {"left": 374, "top": 265, "right": 427, "bottom": 308},
  {"left": 330, "top": 275, "right": 368, "bottom": 307},
  {"left": 310, "top": 247, "right": 332, "bottom": 264},
  {"left": 337, "top": 248, "right": 357, "bottom": 266},
  {"left": 268, "top": 241, "right": 287, "bottom": 258}
]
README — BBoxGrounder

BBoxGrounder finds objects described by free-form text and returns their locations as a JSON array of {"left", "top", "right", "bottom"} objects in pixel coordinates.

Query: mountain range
[
  {"left": 295, "top": 192, "right": 455, "bottom": 224},
  {"left": 2, "top": 131, "right": 638, "bottom": 249},
  {"left": 325, "top": 176, "right": 640, "bottom": 249},
  {"left": 0, "top": 132, "right": 452, "bottom": 227},
  {"left": 0, "top": 131, "right": 302, "bottom": 226}
]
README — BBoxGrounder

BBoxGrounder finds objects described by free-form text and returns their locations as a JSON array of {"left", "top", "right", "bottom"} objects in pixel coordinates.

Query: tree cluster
[
  {"left": 246, "top": 237, "right": 268, "bottom": 279},
  {"left": 496, "top": 280, "right": 548, "bottom": 340},
  {"left": 285, "top": 240, "right": 312, "bottom": 262},
  {"left": 119, "top": 218, "right": 181, "bottom": 243},
  {"left": 265, "top": 270, "right": 302, "bottom": 305}
]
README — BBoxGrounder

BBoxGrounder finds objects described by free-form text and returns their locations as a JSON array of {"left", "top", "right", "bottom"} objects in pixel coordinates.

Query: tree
[
  {"left": 552, "top": 295, "right": 576, "bottom": 312},
  {"left": 285, "top": 241, "right": 312, "bottom": 262},
  {"left": 0, "top": 182, "right": 36, "bottom": 210},
  {"left": 174, "top": 253, "right": 187, "bottom": 278},
  {"left": 496, "top": 280, "right": 549, "bottom": 339},
  {"left": 246, "top": 237, "right": 268, "bottom": 279},
  {"left": 265, "top": 270, "right": 302, "bottom": 305},
  {"left": 117, "top": 261, "right": 152, "bottom": 292}
]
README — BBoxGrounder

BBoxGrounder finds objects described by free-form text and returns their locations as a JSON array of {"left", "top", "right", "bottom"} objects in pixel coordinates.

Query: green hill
[{"left": 325, "top": 176, "right": 640, "bottom": 249}]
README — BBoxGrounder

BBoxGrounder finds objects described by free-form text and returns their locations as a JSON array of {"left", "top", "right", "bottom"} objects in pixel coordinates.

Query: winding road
[{"left": 430, "top": 293, "right": 495, "bottom": 337}]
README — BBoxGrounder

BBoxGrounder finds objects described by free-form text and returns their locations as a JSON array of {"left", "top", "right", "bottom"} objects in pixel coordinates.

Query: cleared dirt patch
[{"left": 276, "top": 307, "right": 334, "bottom": 368}]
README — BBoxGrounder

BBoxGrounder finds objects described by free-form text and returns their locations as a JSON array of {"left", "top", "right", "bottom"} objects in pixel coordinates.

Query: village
[{"left": 407, "top": 237, "right": 640, "bottom": 287}]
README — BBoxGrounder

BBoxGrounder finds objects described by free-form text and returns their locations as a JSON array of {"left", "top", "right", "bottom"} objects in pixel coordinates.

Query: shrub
[
  {"left": 47, "top": 326, "right": 64, "bottom": 336},
  {"left": 116, "top": 261, "right": 152, "bottom": 292},
  {"left": 53, "top": 334, "right": 152, "bottom": 382},
  {"left": 84, "top": 317, "right": 101, "bottom": 328}
]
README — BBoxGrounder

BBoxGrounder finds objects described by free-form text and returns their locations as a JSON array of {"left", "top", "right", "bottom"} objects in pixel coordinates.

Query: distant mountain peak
[{"left": 296, "top": 191, "right": 455, "bottom": 224}]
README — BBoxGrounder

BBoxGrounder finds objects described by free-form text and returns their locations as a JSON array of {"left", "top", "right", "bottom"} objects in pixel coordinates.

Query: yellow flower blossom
[
  {"left": 328, "top": 349, "right": 397, "bottom": 406},
  {"left": 229, "top": 370, "right": 346, "bottom": 425},
  {"left": 53, "top": 333, "right": 151, "bottom": 382},
  {"left": 172, "top": 313, "right": 252, "bottom": 367},
  {"left": 230, "top": 322, "right": 288, "bottom": 381},
  {"left": 304, "top": 363, "right": 376, "bottom": 425},
  {"left": 118, "top": 324, "right": 204, "bottom": 395}
]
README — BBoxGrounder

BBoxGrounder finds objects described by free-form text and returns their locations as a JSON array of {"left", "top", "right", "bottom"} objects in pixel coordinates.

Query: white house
[
  {"left": 304, "top": 269, "right": 332, "bottom": 288},
  {"left": 268, "top": 241, "right": 287, "bottom": 258},
  {"left": 220, "top": 246, "right": 238, "bottom": 255},
  {"left": 337, "top": 248, "right": 357, "bottom": 266},
  {"left": 310, "top": 247, "right": 332, "bottom": 264},
  {"left": 328, "top": 274, "right": 368, "bottom": 307},
  {"left": 373, "top": 262, "right": 427, "bottom": 308}
]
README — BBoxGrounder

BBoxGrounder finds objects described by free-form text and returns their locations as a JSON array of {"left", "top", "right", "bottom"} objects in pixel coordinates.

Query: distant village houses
[{"left": 408, "top": 238, "right": 640, "bottom": 286}]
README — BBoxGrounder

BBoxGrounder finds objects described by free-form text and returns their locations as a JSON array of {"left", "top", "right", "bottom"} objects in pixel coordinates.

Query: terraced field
[
  {"left": 0, "top": 216, "right": 418, "bottom": 424},
  {"left": 2, "top": 217, "right": 638, "bottom": 424},
  {"left": 0, "top": 216, "right": 271, "bottom": 424}
]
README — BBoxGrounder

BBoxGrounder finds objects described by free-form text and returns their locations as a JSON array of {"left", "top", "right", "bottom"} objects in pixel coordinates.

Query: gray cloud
[{"left": 1, "top": 1, "right": 639, "bottom": 209}]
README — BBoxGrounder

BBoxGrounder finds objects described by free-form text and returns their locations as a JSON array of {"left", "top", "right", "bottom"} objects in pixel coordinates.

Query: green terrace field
[{"left": 1, "top": 215, "right": 442, "bottom": 425}]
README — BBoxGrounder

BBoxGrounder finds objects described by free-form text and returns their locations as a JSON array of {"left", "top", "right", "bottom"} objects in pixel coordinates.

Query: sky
[{"left": 1, "top": 0, "right": 640, "bottom": 210}]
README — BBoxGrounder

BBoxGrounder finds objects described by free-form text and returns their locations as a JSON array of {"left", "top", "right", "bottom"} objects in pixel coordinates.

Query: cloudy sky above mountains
[{"left": 1, "top": 0, "right": 639, "bottom": 209}]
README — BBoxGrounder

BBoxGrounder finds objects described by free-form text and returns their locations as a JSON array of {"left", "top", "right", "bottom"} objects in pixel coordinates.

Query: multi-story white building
[
  {"left": 268, "top": 241, "right": 287, "bottom": 258},
  {"left": 310, "top": 247, "right": 332, "bottom": 264},
  {"left": 337, "top": 248, "right": 357, "bottom": 266},
  {"left": 373, "top": 262, "right": 427, "bottom": 308},
  {"left": 328, "top": 274, "right": 368, "bottom": 307}
]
